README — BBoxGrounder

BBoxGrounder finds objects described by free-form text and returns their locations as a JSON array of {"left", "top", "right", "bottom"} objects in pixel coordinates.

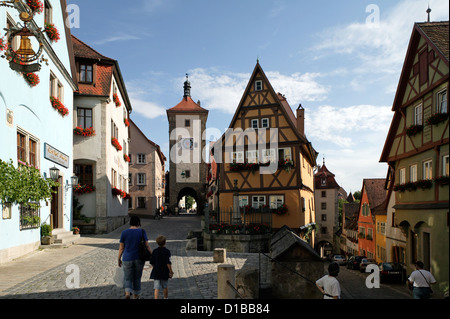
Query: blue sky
[{"left": 68, "top": 0, "right": 449, "bottom": 193}]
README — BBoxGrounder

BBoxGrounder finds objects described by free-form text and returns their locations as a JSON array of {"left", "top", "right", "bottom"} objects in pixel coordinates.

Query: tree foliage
[{"left": 0, "top": 159, "right": 59, "bottom": 209}]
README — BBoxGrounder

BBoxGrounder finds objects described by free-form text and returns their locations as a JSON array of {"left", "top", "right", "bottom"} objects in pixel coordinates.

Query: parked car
[
  {"left": 346, "top": 256, "right": 366, "bottom": 270},
  {"left": 379, "top": 262, "right": 407, "bottom": 283},
  {"left": 359, "top": 258, "right": 377, "bottom": 273},
  {"left": 331, "top": 255, "right": 346, "bottom": 265}
]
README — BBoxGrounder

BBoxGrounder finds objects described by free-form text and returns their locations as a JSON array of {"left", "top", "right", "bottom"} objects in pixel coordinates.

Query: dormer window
[
  {"left": 255, "top": 80, "right": 263, "bottom": 91},
  {"left": 80, "top": 64, "right": 93, "bottom": 83},
  {"left": 321, "top": 177, "right": 327, "bottom": 186}
]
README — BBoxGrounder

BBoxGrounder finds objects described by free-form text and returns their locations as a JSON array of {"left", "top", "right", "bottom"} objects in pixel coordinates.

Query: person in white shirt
[
  {"left": 316, "top": 262, "right": 341, "bottom": 299},
  {"left": 408, "top": 261, "right": 436, "bottom": 299}
]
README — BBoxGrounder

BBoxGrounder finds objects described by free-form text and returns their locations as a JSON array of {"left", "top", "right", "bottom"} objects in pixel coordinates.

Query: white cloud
[
  {"left": 306, "top": 104, "right": 392, "bottom": 147},
  {"left": 130, "top": 97, "right": 166, "bottom": 119},
  {"left": 183, "top": 68, "right": 329, "bottom": 114},
  {"left": 313, "top": 0, "right": 449, "bottom": 76},
  {"left": 93, "top": 34, "right": 140, "bottom": 45}
]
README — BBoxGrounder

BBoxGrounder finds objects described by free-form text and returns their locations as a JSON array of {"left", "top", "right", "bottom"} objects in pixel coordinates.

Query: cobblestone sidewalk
[{"left": 0, "top": 216, "right": 267, "bottom": 299}]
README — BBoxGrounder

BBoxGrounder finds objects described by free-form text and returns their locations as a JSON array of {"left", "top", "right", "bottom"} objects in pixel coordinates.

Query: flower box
[
  {"left": 278, "top": 159, "right": 294, "bottom": 172},
  {"left": 50, "top": 96, "right": 69, "bottom": 117},
  {"left": 113, "top": 93, "right": 121, "bottom": 107},
  {"left": 406, "top": 125, "right": 423, "bottom": 137},
  {"left": 73, "top": 184, "right": 96, "bottom": 195},
  {"left": 434, "top": 176, "right": 449, "bottom": 186},
  {"left": 23, "top": 72, "right": 40, "bottom": 87},
  {"left": 124, "top": 118, "right": 130, "bottom": 127},
  {"left": 111, "top": 137, "right": 122, "bottom": 151},
  {"left": 26, "top": 0, "right": 44, "bottom": 14},
  {"left": 112, "top": 187, "right": 127, "bottom": 198},
  {"left": 415, "top": 179, "right": 433, "bottom": 190},
  {"left": 426, "top": 113, "right": 449, "bottom": 126},
  {"left": 123, "top": 154, "right": 131, "bottom": 163},
  {"left": 44, "top": 22, "right": 60, "bottom": 42},
  {"left": 74, "top": 126, "right": 96, "bottom": 137},
  {"left": 274, "top": 204, "right": 288, "bottom": 215}
]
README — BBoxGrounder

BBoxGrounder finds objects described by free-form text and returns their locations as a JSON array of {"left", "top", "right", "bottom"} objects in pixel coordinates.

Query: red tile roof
[{"left": 167, "top": 96, "right": 209, "bottom": 113}]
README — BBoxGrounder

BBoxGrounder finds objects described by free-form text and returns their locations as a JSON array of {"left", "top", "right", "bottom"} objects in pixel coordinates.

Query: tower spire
[
  {"left": 183, "top": 73, "right": 191, "bottom": 98},
  {"left": 426, "top": 5, "right": 432, "bottom": 22}
]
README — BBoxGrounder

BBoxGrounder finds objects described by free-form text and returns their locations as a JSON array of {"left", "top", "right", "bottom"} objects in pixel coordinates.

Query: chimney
[{"left": 296, "top": 104, "right": 305, "bottom": 137}]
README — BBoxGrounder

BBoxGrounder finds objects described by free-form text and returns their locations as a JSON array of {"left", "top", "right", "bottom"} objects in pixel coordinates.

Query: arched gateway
[{"left": 166, "top": 76, "right": 209, "bottom": 215}]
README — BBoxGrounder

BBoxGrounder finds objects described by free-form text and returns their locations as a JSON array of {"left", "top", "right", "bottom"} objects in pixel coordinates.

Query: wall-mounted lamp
[
  {"left": 181, "top": 171, "right": 186, "bottom": 178},
  {"left": 49, "top": 166, "right": 60, "bottom": 181},
  {"left": 65, "top": 175, "right": 79, "bottom": 191}
]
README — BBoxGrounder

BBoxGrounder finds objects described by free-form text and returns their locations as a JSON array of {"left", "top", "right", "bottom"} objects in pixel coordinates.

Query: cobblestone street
[{"left": 0, "top": 215, "right": 264, "bottom": 299}]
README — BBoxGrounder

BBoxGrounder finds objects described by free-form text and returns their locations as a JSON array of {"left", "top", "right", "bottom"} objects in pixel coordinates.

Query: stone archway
[
  {"left": 175, "top": 187, "right": 204, "bottom": 215},
  {"left": 316, "top": 240, "right": 333, "bottom": 258}
]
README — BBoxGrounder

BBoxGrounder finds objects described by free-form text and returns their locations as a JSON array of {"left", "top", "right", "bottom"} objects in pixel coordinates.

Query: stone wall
[{"left": 203, "top": 232, "right": 271, "bottom": 253}]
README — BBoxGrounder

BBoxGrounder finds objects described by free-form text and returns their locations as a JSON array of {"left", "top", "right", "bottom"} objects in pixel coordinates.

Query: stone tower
[{"left": 166, "top": 75, "right": 209, "bottom": 214}]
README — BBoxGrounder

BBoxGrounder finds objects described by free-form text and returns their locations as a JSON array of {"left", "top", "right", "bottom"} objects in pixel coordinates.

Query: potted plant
[
  {"left": 72, "top": 227, "right": 80, "bottom": 235},
  {"left": 44, "top": 22, "right": 60, "bottom": 42},
  {"left": 40, "top": 223, "right": 54, "bottom": 245}
]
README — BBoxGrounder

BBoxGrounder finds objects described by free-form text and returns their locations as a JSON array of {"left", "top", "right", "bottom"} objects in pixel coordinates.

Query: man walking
[{"left": 408, "top": 261, "right": 436, "bottom": 299}]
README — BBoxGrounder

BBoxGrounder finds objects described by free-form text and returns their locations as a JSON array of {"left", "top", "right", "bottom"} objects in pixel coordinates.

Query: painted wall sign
[{"left": 44, "top": 143, "right": 69, "bottom": 168}]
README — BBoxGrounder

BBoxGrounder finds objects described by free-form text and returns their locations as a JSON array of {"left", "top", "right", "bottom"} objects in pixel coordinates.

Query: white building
[
  {"left": 1, "top": 0, "right": 78, "bottom": 263},
  {"left": 71, "top": 35, "right": 131, "bottom": 234}
]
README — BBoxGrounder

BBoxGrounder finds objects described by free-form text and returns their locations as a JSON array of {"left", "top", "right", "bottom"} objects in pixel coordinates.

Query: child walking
[{"left": 150, "top": 235, "right": 174, "bottom": 299}]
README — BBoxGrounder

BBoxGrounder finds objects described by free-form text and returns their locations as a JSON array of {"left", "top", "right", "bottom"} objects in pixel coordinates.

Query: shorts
[{"left": 154, "top": 279, "right": 168, "bottom": 290}]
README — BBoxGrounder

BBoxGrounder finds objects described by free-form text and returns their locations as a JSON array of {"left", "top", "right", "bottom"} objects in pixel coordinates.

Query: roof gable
[{"left": 380, "top": 21, "right": 449, "bottom": 163}]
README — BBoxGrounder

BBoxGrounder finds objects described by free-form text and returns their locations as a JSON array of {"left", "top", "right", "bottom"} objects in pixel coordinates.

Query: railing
[
  {"left": 19, "top": 204, "right": 40, "bottom": 230},
  {"left": 206, "top": 207, "right": 272, "bottom": 235}
]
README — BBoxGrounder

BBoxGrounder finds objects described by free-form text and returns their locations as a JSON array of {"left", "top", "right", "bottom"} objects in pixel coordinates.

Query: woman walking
[{"left": 118, "top": 216, "right": 152, "bottom": 299}]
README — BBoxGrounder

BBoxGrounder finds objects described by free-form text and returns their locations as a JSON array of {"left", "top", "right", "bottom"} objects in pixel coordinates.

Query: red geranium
[
  {"left": 45, "top": 22, "right": 60, "bottom": 42},
  {"left": 26, "top": 0, "right": 44, "bottom": 14},
  {"left": 50, "top": 96, "right": 69, "bottom": 116},
  {"left": 113, "top": 93, "right": 121, "bottom": 107},
  {"left": 23, "top": 73, "right": 40, "bottom": 87},
  {"left": 111, "top": 137, "right": 122, "bottom": 151},
  {"left": 74, "top": 126, "right": 96, "bottom": 137}
]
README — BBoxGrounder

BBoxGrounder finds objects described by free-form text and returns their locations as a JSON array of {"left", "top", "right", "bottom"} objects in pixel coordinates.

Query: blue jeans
[
  {"left": 413, "top": 287, "right": 432, "bottom": 299},
  {"left": 123, "top": 260, "right": 145, "bottom": 295}
]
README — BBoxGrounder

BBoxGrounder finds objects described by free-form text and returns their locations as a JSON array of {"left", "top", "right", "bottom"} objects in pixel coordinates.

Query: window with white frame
[
  {"left": 137, "top": 173, "right": 146, "bottom": 185},
  {"left": 246, "top": 150, "right": 258, "bottom": 164},
  {"left": 423, "top": 160, "right": 432, "bottom": 180},
  {"left": 436, "top": 89, "right": 447, "bottom": 113},
  {"left": 252, "top": 196, "right": 266, "bottom": 208},
  {"left": 261, "top": 118, "right": 270, "bottom": 128},
  {"left": 44, "top": 0, "right": 52, "bottom": 24},
  {"left": 238, "top": 196, "right": 248, "bottom": 207},
  {"left": 231, "top": 151, "right": 244, "bottom": 163},
  {"left": 50, "top": 72, "right": 64, "bottom": 101},
  {"left": 251, "top": 119, "right": 259, "bottom": 129},
  {"left": 414, "top": 104, "right": 423, "bottom": 125},
  {"left": 278, "top": 148, "right": 292, "bottom": 161},
  {"left": 261, "top": 149, "right": 276, "bottom": 163},
  {"left": 137, "top": 154, "right": 146, "bottom": 164},
  {"left": 269, "top": 195, "right": 284, "bottom": 209},
  {"left": 399, "top": 167, "right": 406, "bottom": 185},
  {"left": 255, "top": 80, "right": 263, "bottom": 91},
  {"left": 409, "top": 164, "right": 417, "bottom": 183},
  {"left": 111, "top": 168, "right": 117, "bottom": 188},
  {"left": 443, "top": 155, "right": 449, "bottom": 176}
]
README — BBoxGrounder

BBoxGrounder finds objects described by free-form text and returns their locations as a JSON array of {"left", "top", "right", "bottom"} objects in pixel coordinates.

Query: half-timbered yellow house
[
  {"left": 215, "top": 62, "right": 318, "bottom": 244},
  {"left": 380, "top": 21, "right": 448, "bottom": 297}
]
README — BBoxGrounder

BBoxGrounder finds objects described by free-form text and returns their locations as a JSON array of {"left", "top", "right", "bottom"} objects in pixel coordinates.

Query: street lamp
[
  {"left": 49, "top": 166, "right": 60, "bottom": 181},
  {"left": 65, "top": 175, "right": 79, "bottom": 191}
]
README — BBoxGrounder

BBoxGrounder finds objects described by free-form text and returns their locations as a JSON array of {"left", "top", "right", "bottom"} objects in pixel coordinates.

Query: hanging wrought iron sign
[{"left": 1, "top": 0, "right": 46, "bottom": 73}]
